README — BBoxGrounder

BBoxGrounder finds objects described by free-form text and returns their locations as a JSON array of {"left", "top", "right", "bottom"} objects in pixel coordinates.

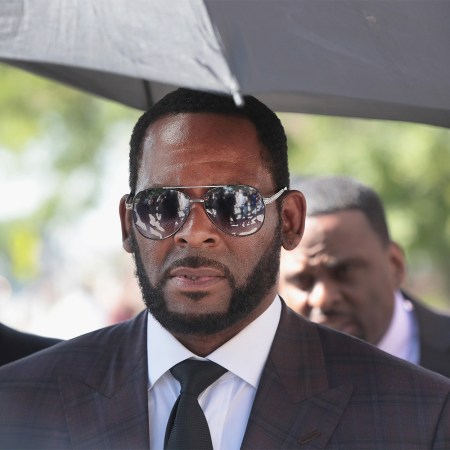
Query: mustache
[{"left": 129, "top": 230, "right": 234, "bottom": 285}]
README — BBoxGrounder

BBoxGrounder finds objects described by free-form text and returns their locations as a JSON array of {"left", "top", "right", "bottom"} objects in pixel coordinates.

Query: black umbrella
[{"left": 1, "top": 0, "right": 449, "bottom": 127}]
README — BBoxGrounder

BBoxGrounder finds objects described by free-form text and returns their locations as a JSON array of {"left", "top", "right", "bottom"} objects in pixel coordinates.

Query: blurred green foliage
[
  {"left": 0, "top": 64, "right": 139, "bottom": 282},
  {"left": 7, "top": 224, "right": 40, "bottom": 282},
  {"left": 0, "top": 64, "right": 449, "bottom": 309}
]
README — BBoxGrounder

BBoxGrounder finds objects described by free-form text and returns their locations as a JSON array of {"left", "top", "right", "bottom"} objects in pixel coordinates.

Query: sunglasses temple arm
[
  {"left": 263, "top": 187, "right": 287, "bottom": 205},
  {"left": 125, "top": 193, "right": 135, "bottom": 210}
]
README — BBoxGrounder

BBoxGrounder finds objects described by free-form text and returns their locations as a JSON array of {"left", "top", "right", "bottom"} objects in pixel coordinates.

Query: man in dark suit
[
  {"left": 0, "top": 322, "right": 61, "bottom": 366},
  {"left": 280, "top": 175, "right": 450, "bottom": 378},
  {"left": 0, "top": 89, "right": 449, "bottom": 449}
]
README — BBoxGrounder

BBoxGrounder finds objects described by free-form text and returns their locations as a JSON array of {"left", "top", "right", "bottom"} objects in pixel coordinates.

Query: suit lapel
[
  {"left": 242, "top": 304, "right": 353, "bottom": 449},
  {"left": 58, "top": 304, "right": 353, "bottom": 448},
  {"left": 407, "top": 294, "right": 450, "bottom": 367},
  {"left": 59, "top": 311, "right": 150, "bottom": 449}
]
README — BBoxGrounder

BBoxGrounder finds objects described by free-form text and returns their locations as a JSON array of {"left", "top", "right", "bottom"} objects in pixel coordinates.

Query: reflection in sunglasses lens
[
  {"left": 204, "top": 186, "right": 264, "bottom": 236},
  {"left": 133, "top": 185, "right": 266, "bottom": 239}
]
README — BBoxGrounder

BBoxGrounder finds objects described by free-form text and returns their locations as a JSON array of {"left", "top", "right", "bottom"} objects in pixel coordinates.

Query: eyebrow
[{"left": 322, "top": 257, "right": 367, "bottom": 270}]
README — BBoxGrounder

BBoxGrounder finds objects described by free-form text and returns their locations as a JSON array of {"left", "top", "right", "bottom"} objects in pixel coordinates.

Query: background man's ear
[
  {"left": 388, "top": 241, "right": 406, "bottom": 287},
  {"left": 280, "top": 190, "right": 306, "bottom": 250},
  {"left": 119, "top": 195, "right": 134, "bottom": 254}
]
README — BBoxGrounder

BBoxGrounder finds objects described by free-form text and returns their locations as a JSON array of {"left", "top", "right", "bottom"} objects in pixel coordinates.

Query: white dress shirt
[
  {"left": 147, "top": 296, "right": 282, "bottom": 450},
  {"left": 377, "top": 290, "right": 420, "bottom": 364}
]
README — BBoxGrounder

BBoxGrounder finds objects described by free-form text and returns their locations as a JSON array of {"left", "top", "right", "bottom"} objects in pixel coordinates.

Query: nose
[
  {"left": 173, "top": 202, "right": 221, "bottom": 247},
  {"left": 306, "top": 278, "right": 343, "bottom": 313}
]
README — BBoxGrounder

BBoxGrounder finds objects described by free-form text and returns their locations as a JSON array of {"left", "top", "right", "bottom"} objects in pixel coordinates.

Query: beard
[{"left": 130, "top": 228, "right": 282, "bottom": 336}]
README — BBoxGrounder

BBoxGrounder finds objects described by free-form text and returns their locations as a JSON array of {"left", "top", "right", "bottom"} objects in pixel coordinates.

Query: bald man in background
[{"left": 279, "top": 175, "right": 450, "bottom": 378}]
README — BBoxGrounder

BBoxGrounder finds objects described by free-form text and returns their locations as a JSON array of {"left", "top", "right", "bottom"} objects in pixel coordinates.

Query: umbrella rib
[{"left": 142, "top": 80, "right": 153, "bottom": 110}]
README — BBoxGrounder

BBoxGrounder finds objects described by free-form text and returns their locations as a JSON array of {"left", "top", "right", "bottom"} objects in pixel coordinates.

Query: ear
[
  {"left": 388, "top": 241, "right": 406, "bottom": 287},
  {"left": 119, "top": 194, "right": 134, "bottom": 254},
  {"left": 280, "top": 189, "right": 306, "bottom": 250}
]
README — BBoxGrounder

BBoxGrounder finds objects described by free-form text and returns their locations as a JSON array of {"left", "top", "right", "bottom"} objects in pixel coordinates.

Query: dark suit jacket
[
  {"left": 0, "top": 322, "right": 61, "bottom": 366},
  {"left": 0, "top": 304, "right": 449, "bottom": 449},
  {"left": 406, "top": 294, "right": 450, "bottom": 378}
]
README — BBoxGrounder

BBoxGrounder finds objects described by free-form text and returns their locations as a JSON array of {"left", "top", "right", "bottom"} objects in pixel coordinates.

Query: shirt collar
[
  {"left": 147, "top": 296, "right": 282, "bottom": 389},
  {"left": 377, "top": 289, "right": 419, "bottom": 363}
]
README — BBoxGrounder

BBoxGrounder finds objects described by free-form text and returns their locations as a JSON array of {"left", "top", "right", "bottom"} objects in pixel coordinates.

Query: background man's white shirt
[{"left": 377, "top": 290, "right": 419, "bottom": 364}]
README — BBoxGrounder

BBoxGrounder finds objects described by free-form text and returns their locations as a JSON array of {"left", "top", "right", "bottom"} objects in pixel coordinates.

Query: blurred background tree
[
  {"left": 0, "top": 64, "right": 139, "bottom": 283},
  {"left": 0, "top": 64, "right": 142, "bottom": 336},
  {"left": 0, "top": 64, "right": 448, "bottom": 338}
]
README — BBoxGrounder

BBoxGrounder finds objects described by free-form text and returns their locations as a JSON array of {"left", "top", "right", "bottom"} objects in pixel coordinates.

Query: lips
[
  {"left": 315, "top": 316, "right": 357, "bottom": 335},
  {"left": 170, "top": 267, "right": 225, "bottom": 278},
  {"left": 168, "top": 266, "right": 226, "bottom": 289},
  {"left": 310, "top": 311, "right": 355, "bottom": 332}
]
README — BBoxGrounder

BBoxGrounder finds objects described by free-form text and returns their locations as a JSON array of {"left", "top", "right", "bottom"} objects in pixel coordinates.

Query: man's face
[
  {"left": 279, "top": 210, "right": 404, "bottom": 345},
  {"left": 123, "top": 112, "right": 284, "bottom": 338}
]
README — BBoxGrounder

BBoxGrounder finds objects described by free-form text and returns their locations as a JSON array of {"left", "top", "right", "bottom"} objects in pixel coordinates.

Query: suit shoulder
[
  {"left": 315, "top": 321, "right": 450, "bottom": 391},
  {"left": 0, "top": 322, "right": 61, "bottom": 366},
  {"left": 411, "top": 297, "right": 450, "bottom": 337},
  {"left": 0, "top": 311, "right": 147, "bottom": 381}
]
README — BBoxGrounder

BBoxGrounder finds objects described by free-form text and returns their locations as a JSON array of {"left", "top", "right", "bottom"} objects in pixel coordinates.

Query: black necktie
[{"left": 164, "top": 359, "right": 227, "bottom": 450}]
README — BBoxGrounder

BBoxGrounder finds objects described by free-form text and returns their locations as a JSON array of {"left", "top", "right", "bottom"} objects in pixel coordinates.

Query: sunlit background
[{"left": 1, "top": 64, "right": 449, "bottom": 339}]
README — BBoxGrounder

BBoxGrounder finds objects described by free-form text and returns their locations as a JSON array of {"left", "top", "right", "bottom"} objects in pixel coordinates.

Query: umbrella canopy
[{"left": 1, "top": 0, "right": 449, "bottom": 127}]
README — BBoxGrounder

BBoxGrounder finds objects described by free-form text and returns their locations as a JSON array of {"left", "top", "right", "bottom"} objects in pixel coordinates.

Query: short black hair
[
  {"left": 291, "top": 175, "right": 390, "bottom": 245},
  {"left": 128, "top": 88, "right": 289, "bottom": 193}
]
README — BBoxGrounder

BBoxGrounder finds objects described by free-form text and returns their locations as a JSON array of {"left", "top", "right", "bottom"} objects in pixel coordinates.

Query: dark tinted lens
[
  {"left": 133, "top": 189, "right": 190, "bottom": 239},
  {"left": 204, "top": 185, "right": 265, "bottom": 236}
]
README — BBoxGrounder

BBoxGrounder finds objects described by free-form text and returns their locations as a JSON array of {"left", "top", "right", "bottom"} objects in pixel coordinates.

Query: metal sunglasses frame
[{"left": 125, "top": 185, "right": 287, "bottom": 210}]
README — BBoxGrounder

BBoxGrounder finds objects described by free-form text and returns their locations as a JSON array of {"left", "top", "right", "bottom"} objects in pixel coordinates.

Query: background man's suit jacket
[
  {"left": 0, "top": 322, "right": 61, "bottom": 366},
  {"left": 0, "top": 304, "right": 449, "bottom": 449},
  {"left": 406, "top": 293, "right": 450, "bottom": 377}
]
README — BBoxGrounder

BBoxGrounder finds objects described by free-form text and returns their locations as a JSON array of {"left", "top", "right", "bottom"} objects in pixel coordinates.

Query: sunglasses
[{"left": 125, "top": 185, "right": 287, "bottom": 240}]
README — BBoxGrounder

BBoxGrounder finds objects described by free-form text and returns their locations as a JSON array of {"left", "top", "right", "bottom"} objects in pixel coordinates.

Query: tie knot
[{"left": 171, "top": 359, "right": 227, "bottom": 397}]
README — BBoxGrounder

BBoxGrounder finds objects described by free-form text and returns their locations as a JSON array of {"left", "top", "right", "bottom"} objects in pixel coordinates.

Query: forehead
[
  {"left": 136, "top": 112, "right": 273, "bottom": 191},
  {"left": 286, "top": 210, "right": 384, "bottom": 265}
]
